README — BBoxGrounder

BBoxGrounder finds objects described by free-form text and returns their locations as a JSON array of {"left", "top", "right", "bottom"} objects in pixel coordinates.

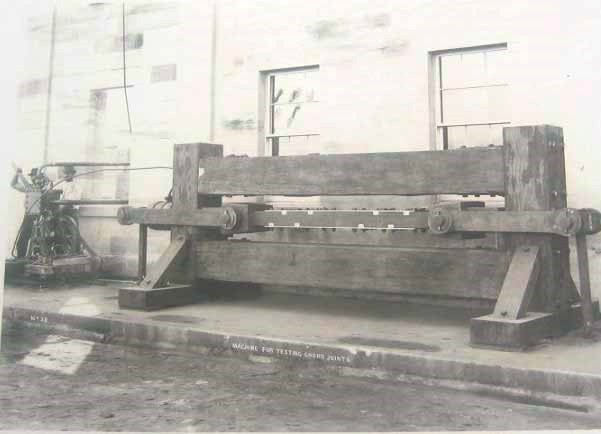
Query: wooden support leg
[
  {"left": 576, "top": 234, "right": 595, "bottom": 337},
  {"left": 137, "top": 224, "right": 147, "bottom": 281},
  {"left": 471, "top": 125, "right": 599, "bottom": 350},
  {"left": 119, "top": 234, "right": 202, "bottom": 311},
  {"left": 471, "top": 243, "right": 599, "bottom": 349},
  {"left": 470, "top": 246, "right": 550, "bottom": 349},
  {"left": 119, "top": 142, "right": 224, "bottom": 311}
]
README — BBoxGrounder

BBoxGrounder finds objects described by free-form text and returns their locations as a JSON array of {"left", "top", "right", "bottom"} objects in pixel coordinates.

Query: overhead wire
[{"left": 122, "top": 1, "right": 132, "bottom": 134}]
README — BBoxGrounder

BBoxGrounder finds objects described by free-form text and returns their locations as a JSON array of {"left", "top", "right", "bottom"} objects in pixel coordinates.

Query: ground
[{"left": 1, "top": 323, "right": 600, "bottom": 432}]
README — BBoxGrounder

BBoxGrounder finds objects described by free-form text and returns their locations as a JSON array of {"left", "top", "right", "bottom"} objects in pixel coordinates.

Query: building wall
[{"left": 10, "top": 0, "right": 601, "bottom": 296}]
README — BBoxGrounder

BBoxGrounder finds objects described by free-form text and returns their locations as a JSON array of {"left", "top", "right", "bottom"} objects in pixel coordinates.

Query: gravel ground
[{"left": 1, "top": 323, "right": 600, "bottom": 432}]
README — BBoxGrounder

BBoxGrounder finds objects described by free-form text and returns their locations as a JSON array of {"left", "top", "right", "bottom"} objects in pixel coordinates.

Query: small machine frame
[
  {"left": 117, "top": 125, "right": 601, "bottom": 350},
  {"left": 7, "top": 162, "right": 129, "bottom": 282}
]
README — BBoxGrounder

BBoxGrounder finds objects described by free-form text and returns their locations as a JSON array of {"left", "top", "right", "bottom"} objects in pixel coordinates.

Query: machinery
[
  {"left": 116, "top": 124, "right": 601, "bottom": 350},
  {"left": 7, "top": 162, "right": 129, "bottom": 282}
]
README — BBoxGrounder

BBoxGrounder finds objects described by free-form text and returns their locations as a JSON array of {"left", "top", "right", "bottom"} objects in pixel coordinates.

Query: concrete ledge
[{"left": 4, "top": 301, "right": 601, "bottom": 407}]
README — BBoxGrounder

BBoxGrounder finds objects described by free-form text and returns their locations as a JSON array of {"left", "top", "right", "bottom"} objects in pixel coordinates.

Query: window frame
[
  {"left": 260, "top": 65, "right": 320, "bottom": 156},
  {"left": 429, "top": 43, "right": 509, "bottom": 150}
]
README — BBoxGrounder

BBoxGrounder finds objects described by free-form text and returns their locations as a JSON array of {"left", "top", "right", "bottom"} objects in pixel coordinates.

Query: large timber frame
[{"left": 117, "top": 125, "right": 600, "bottom": 350}]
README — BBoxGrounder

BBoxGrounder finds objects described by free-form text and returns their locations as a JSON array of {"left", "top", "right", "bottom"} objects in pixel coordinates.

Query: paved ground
[
  {"left": 7, "top": 283, "right": 601, "bottom": 377},
  {"left": 1, "top": 324, "right": 601, "bottom": 432}
]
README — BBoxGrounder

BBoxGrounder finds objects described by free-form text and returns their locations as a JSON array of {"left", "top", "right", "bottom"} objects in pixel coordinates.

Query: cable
[
  {"left": 10, "top": 165, "right": 172, "bottom": 258},
  {"left": 122, "top": 1, "right": 132, "bottom": 134}
]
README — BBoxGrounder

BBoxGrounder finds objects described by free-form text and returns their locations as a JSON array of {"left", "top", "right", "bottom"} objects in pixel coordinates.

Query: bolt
[
  {"left": 522, "top": 247, "right": 530, "bottom": 252},
  {"left": 501, "top": 311, "right": 508, "bottom": 317}
]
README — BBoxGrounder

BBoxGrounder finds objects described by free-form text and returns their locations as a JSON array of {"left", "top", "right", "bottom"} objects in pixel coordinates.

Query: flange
[{"left": 428, "top": 208, "right": 453, "bottom": 235}]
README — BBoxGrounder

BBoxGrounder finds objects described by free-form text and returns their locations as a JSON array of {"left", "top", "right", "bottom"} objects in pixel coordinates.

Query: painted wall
[{"left": 10, "top": 0, "right": 601, "bottom": 296}]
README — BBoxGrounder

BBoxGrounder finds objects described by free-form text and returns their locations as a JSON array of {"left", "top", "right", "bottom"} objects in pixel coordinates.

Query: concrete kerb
[{"left": 3, "top": 304, "right": 601, "bottom": 412}]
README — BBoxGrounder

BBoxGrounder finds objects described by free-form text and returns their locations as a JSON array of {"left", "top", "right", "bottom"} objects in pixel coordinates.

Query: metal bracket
[{"left": 427, "top": 208, "right": 601, "bottom": 237}]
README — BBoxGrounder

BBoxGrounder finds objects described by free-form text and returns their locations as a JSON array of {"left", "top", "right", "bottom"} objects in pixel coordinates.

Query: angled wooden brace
[
  {"left": 471, "top": 242, "right": 598, "bottom": 349},
  {"left": 118, "top": 233, "right": 197, "bottom": 311},
  {"left": 138, "top": 233, "right": 189, "bottom": 290},
  {"left": 491, "top": 245, "right": 541, "bottom": 320}
]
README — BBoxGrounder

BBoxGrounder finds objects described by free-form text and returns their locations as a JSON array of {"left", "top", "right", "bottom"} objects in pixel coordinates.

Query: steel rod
[{"left": 42, "top": 162, "right": 131, "bottom": 168}]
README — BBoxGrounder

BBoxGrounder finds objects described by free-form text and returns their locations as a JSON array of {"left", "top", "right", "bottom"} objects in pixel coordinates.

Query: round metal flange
[
  {"left": 117, "top": 206, "right": 133, "bottom": 225},
  {"left": 221, "top": 207, "right": 238, "bottom": 232},
  {"left": 555, "top": 208, "right": 582, "bottom": 236},
  {"left": 428, "top": 208, "right": 453, "bottom": 235}
]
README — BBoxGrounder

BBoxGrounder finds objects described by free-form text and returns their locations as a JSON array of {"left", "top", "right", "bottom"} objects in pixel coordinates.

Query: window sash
[
  {"left": 434, "top": 45, "right": 509, "bottom": 150},
  {"left": 265, "top": 66, "right": 320, "bottom": 156}
]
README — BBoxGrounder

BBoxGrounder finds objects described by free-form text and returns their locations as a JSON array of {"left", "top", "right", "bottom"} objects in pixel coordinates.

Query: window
[
  {"left": 265, "top": 66, "right": 319, "bottom": 156},
  {"left": 432, "top": 44, "right": 509, "bottom": 149}
]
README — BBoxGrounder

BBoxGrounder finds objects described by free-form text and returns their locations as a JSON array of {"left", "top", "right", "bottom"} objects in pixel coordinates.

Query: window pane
[
  {"left": 304, "top": 70, "right": 319, "bottom": 103},
  {"left": 441, "top": 51, "right": 486, "bottom": 88},
  {"left": 485, "top": 49, "right": 508, "bottom": 84},
  {"left": 444, "top": 124, "right": 504, "bottom": 149},
  {"left": 273, "top": 103, "right": 319, "bottom": 135},
  {"left": 446, "top": 125, "right": 467, "bottom": 149},
  {"left": 277, "top": 135, "right": 321, "bottom": 156},
  {"left": 464, "top": 124, "right": 496, "bottom": 147},
  {"left": 487, "top": 85, "right": 509, "bottom": 121},
  {"left": 440, "top": 54, "right": 463, "bottom": 89},
  {"left": 272, "top": 70, "right": 318, "bottom": 104},
  {"left": 441, "top": 87, "right": 489, "bottom": 124}
]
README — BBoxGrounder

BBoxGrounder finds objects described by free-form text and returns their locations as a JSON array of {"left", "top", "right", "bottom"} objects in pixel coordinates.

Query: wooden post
[
  {"left": 502, "top": 125, "right": 574, "bottom": 312},
  {"left": 576, "top": 234, "right": 594, "bottom": 337},
  {"left": 471, "top": 125, "right": 595, "bottom": 349},
  {"left": 119, "top": 142, "right": 223, "bottom": 310},
  {"left": 171, "top": 143, "right": 223, "bottom": 284},
  {"left": 137, "top": 224, "right": 147, "bottom": 281}
]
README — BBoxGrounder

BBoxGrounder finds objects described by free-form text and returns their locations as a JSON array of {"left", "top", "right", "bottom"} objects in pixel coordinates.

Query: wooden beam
[
  {"left": 492, "top": 246, "right": 541, "bottom": 320},
  {"left": 120, "top": 206, "right": 232, "bottom": 227},
  {"left": 243, "top": 229, "right": 500, "bottom": 250},
  {"left": 197, "top": 147, "right": 505, "bottom": 196},
  {"left": 194, "top": 241, "right": 509, "bottom": 300},
  {"left": 503, "top": 125, "right": 574, "bottom": 312}
]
